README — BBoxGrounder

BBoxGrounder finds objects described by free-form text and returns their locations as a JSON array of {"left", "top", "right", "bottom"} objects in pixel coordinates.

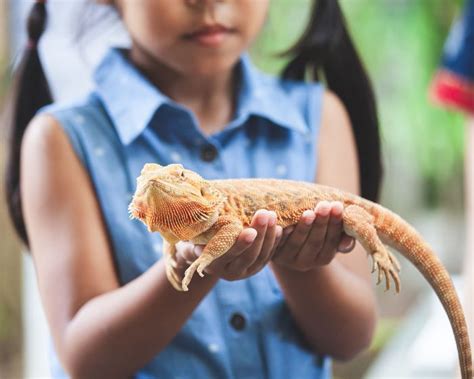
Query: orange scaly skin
[{"left": 129, "top": 163, "right": 472, "bottom": 378}]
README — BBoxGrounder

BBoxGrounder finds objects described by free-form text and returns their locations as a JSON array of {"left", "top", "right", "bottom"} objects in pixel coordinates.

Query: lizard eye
[{"left": 180, "top": 171, "right": 186, "bottom": 178}]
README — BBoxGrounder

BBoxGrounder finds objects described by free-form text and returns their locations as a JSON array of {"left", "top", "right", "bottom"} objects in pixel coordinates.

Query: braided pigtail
[{"left": 5, "top": 0, "right": 53, "bottom": 247}]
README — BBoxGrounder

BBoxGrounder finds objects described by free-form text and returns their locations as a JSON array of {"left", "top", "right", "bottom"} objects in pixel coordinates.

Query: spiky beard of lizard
[
  {"left": 149, "top": 200, "right": 215, "bottom": 238},
  {"left": 129, "top": 183, "right": 225, "bottom": 240}
]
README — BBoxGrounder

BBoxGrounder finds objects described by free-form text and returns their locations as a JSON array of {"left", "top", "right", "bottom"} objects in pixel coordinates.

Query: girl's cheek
[
  {"left": 119, "top": 0, "right": 185, "bottom": 43},
  {"left": 237, "top": 0, "right": 270, "bottom": 43}
]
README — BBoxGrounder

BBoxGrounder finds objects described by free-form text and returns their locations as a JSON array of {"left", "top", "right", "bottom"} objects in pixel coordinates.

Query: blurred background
[{"left": 0, "top": 0, "right": 470, "bottom": 378}]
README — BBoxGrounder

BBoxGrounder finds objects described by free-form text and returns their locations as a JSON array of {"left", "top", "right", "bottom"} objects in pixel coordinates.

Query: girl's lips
[{"left": 184, "top": 24, "right": 235, "bottom": 47}]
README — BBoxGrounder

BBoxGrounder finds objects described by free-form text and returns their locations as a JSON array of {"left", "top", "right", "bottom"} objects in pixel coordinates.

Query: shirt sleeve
[{"left": 429, "top": 0, "right": 474, "bottom": 115}]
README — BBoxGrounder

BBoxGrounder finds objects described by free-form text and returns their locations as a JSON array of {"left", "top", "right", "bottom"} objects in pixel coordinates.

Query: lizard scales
[{"left": 129, "top": 163, "right": 473, "bottom": 378}]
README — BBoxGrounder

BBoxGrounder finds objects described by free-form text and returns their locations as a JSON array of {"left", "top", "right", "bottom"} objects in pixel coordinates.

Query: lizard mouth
[
  {"left": 128, "top": 179, "right": 188, "bottom": 220},
  {"left": 147, "top": 178, "right": 203, "bottom": 199}
]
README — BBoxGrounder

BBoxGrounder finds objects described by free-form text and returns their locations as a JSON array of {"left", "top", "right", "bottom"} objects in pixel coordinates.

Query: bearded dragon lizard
[{"left": 128, "top": 163, "right": 472, "bottom": 378}]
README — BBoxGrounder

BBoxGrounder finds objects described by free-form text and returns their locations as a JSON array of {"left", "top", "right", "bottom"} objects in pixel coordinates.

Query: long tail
[{"left": 369, "top": 202, "right": 472, "bottom": 379}]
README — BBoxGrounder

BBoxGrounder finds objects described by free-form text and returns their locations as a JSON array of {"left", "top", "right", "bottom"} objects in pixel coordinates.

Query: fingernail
[
  {"left": 302, "top": 210, "right": 314, "bottom": 225},
  {"left": 193, "top": 246, "right": 203, "bottom": 258},
  {"left": 193, "top": 246, "right": 203, "bottom": 256},
  {"left": 332, "top": 202, "right": 343, "bottom": 216},
  {"left": 245, "top": 229, "right": 257, "bottom": 243},
  {"left": 317, "top": 202, "right": 330, "bottom": 216},
  {"left": 276, "top": 225, "right": 283, "bottom": 238},
  {"left": 258, "top": 213, "right": 269, "bottom": 226},
  {"left": 268, "top": 212, "right": 277, "bottom": 226}
]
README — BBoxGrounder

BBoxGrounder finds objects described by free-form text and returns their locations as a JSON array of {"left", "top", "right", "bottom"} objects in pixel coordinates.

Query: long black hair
[
  {"left": 5, "top": 1, "right": 52, "bottom": 247},
  {"left": 282, "top": 0, "right": 382, "bottom": 202},
  {"left": 4, "top": 0, "right": 382, "bottom": 248}
]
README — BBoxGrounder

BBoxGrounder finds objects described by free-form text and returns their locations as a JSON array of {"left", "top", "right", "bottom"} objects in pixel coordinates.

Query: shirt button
[
  {"left": 200, "top": 144, "right": 218, "bottom": 162},
  {"left": 230, "top": 312, "right": 246, "bottom": 331}
]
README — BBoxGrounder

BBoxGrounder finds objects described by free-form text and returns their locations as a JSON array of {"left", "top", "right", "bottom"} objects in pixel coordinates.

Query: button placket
[
  {"left": 229, "top": 312, "right": 246, "bottom": 331},
  {"left": 200, "top": 144, "right": 219, "bottom": 162}
]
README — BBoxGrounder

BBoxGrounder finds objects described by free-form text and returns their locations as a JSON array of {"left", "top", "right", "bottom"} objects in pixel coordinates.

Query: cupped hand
[
  {"left": 174, "top": 209, "right": 283, "bottom": 282},
  {"left": 272, "top": 201, "right": 356, "bottom": 271}
]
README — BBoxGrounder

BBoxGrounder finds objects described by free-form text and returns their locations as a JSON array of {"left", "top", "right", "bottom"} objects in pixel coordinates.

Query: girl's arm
[
  {"left": 21, "top": 115, "right": 218, "bottom": 378},
  {"left": 270, "top": 91, "right": 377, "bottom": 360},
  {"left": 20, "top": 115, "right": 278, "bottom": 378}
]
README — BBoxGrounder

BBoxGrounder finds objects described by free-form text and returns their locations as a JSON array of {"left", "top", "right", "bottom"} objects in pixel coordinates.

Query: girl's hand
[
  {"left": 272, "top": 201, "right": 355, "bottom": 271},
  {"left": 174, "top": 209, "right": 283, "bottom": 282}
]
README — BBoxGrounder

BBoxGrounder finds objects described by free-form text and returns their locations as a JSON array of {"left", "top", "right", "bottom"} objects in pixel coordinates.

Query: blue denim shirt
[{"left": 41, "top": 47, "right": 330, "bottom": 378}]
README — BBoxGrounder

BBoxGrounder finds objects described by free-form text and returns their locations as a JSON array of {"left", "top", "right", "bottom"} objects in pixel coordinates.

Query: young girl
[{"left": 6, "top": 0, "right": 381, "bottom": 377}]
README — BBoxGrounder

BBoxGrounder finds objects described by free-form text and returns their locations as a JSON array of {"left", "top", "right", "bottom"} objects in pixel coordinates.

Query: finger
[
  {"left": 181, "top": 243, "right": 201, "bottom": 264},
  {"left": 337, "top": 233, "right": 356, "bottom": 253},
  {"left": 295, "top": 202, "right": 333, "bottom": 264},
  {"left": 174, "top": 241, "right": 195, "bottom": 268},
  {"left": 275, "top": 225, "right": 294, "bottom": 250},
  {"left": 226, "top": 210, "right": 270, "bottom": 274},
  {"left": 269, "top": 225, "right": 283, "bottom": 259},
  {"left": 314, "top": 201, "right": 340, "bottom": 265},
  {"left": 275, "top": 209, "right": 315, "bottom": 261},
  {"left": 246, "top": 212, "right": 279, "bottom": 274},
  {"left": 205, "top": 229, "right": 256, "bottom": 275},
  {"left": 272, "top": 224, "right": 296, "bottom": 260},
  {"left": 319, "top": 202, "right": 343, "bottom": 254}
]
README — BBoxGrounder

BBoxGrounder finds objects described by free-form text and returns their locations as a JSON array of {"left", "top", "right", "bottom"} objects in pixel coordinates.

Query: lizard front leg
[
  {"left": 342, "top": 204, "right": 401, "bottom": 292},
  {"left": 162, "top": 238, "right": 184, "bottom": 291},
  {"left": 181, "top": 217, "right": 243, "bottom": 291}
]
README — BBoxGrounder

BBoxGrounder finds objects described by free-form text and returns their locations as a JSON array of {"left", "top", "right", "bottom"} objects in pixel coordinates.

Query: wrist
[
  {"left": 157, "top": 259, "right": 219, "bottom": 294},
  {"left": 269, "top": 259, "right": 337, "bottom": 283},
  {"left": 270, "top": 258, "right": 337, "bottom": 275},
  {"left": 181, "top": 271, "right": 220, "bottom": 294}
]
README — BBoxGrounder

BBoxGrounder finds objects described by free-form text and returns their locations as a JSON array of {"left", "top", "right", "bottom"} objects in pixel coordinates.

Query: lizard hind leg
[{"left": 342, "top": 204, "right": 401, "bottom": 293}]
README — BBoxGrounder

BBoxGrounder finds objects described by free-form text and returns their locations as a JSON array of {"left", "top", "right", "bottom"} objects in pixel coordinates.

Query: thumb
[{"left": 337, "top": 234, "right": 356, "bottom": 253}]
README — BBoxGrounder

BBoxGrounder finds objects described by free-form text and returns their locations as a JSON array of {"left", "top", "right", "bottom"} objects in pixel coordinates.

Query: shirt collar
[
  {"left": 236, "top": 53, "right": 308, "bottom": 135},
  {"left": 94, "top": 48, "right": 171, "bottom": 145},
  {"left": 94, "top": 48, "right": 308, "bottom": 145}
]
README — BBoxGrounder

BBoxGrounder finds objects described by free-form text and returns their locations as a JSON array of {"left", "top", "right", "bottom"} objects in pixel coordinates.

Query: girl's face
[{"left": 114, "top": 0, "right": 270, "bottom": 76}]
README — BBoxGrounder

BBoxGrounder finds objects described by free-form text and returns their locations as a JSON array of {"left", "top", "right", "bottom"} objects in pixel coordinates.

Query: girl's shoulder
[
  {"left": 35, "top": 92, "right": 120, "bottom": 165},
  {"left": 38, "top": 92, "right": 109, "bottom": 130}
]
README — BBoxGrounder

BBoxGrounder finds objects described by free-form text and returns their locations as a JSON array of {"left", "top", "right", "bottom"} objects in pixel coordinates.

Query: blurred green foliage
[{"left": 251, "top": 0, "right": 466, "bottom": 207}]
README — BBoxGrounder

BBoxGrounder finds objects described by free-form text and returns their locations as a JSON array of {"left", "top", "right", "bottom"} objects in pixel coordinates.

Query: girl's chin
[
  {"left": 179, "top": 58, "right": 239, "bottom": 77},
  {"left": 173, "top": 49, "right": 241, "bottom": 75}
]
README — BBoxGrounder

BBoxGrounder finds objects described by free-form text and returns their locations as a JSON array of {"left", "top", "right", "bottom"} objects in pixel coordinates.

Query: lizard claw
[
  {"left": 376, "top": 262, "right": 382, "bottom": 285},
  {"left": 373, "top": 249, "right": 401, "bottom": 293},
  {"left": 389, "top": 268, "right": 401, "bottom": 293},
  {"left": 166, "top": 265, "right": 184, "bottom": 291},
  {"left": 182, "top": 264, "right": 196, "bottom": 292},
  {"left": 371, "top": 255, "right": 377, "bottom": 273},
  {"left": 383, "top": 267, "right": 390, "bottom": 292},
  {"left": 196, "top": 260, "right": 211, "bottom": 277},
  {"left": 371, "top": 251, "right": 400, "bottom": 293},
  {"left": 169, "top": 258, "right": 178, "bottom": 269},
  {"left": 388, "top": 250, "right": 401, "bottom": 273},
  {"left": 182, "top": 255, "right": 213, "bottom": 290}
]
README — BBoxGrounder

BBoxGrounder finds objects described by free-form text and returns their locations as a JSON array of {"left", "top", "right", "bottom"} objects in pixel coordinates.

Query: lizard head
[{"left": 128, "top": 163, "right": 225, "bottom": 234}]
